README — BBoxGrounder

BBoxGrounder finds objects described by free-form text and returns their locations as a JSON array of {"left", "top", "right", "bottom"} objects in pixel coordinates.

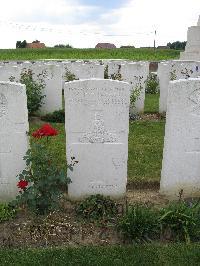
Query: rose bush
[{"left": 12, "top": 124, "right": 77, "bottom": 215}]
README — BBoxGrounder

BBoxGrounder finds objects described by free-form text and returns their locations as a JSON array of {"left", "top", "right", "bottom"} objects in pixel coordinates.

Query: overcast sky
[{"left": 0, "top": 0, "right": 200, "bottom": 48}]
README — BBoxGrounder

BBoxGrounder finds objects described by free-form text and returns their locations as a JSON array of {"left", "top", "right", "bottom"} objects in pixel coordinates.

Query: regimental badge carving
[
  {"left": 79, "top": 112, "right": 117, "bottom": 143},
  {"left": 188, "top": 89, "right": 200, "bottom": 115},
  {"left": 0, "top": 93, "right": 7, "bottom": 118}
]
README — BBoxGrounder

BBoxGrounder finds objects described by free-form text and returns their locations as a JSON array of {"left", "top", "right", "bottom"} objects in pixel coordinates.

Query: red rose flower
[
  {"left": 32, "top": 124, "right": 58, "bottom": 138},
  {"left": 17, "top": 180, "right": 28, "bottom": 190}
]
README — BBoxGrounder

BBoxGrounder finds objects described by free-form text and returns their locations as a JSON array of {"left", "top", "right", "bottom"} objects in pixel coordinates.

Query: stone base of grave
[
  {"left": 180, "top": 51, "right": 200, "bottom": 60},
  {"left": 160, "top": 184, "right": 200, "bottom": 200}
]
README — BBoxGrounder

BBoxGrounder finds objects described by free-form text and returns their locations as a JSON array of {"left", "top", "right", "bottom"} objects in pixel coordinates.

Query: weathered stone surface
[
  {"left": 158, "top": 60, "right": 200, "bottom": 113},
  {"left": 0, "top": 82, "right": 29, "bottom": 201},
  {"left": 121, "top": 62, "right": 149, "bottom": 114},
  {"left": 63, "top": 62, "right": 104, "bottom": 81},
  {"left": 180, "top": 16, "right": 200, "bottom": 60},
  {"left": 160, "top": 78, "right": 200, "bottom": 199},
  {"left": 30, "top": 63, "right": 63, "bottom": 114},
  {"left": 0, "top": 65, "right": 21, "bottom": 82},
  {"left": 65, "top": 79, "right": 130, "bottom": 200}
]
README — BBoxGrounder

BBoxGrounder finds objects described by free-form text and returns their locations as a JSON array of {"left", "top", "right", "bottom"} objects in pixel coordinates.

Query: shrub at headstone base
[{"left": 12, "top": 124, "right": 76, "bottom": 215}]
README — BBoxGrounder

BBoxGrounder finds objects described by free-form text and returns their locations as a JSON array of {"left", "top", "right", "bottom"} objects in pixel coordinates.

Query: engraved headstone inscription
[
  {"left": 65, "top": 79, "right": 131, "bottom": 199},
  {"left": 0, "top": 82, "right": 29, "bottom": 201},
  {"left": 160, "top": 78, "right": 200, "bottom": 198}
]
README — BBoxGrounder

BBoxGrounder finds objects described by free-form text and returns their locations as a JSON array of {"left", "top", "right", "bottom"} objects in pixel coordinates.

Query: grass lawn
[
  {"left": 0, "top": 48, "right": 180, "bottom": 61},
  {"left": 0, "top": 244, "right": 200, "bottom": 266},
  {"left": 145, "top": 93, "right": 160, "bottom": 113},
  {"left": 128, "top": 121, "right": 165, "bottom": 184}
]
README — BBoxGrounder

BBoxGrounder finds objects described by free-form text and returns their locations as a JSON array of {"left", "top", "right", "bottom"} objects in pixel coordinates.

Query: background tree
[
  {"left": 167, "top": 41, "right": 187, "bottom": 50},
  {"left": 54, "top": 44, "right": 73, "bottom": 48},
  {"left": 16, "top": 40, "right": 27, "bottom": 48}
]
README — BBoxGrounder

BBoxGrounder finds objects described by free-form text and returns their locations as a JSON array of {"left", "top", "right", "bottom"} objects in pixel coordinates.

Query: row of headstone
[
  {"left": 2, "top": 76, "right": 200, "bottom": 201},
  {"left": 157, "top": 60, "right": 200, "bottom": 113},
  {"left": 0, "top": 62, "right": 63, "bottom": 114},
  {"left": 0, "top": 79, "right": 130, "bottom": 201},
  {"left": 0, "top": 60, "right": 149, "bottom": 115}
]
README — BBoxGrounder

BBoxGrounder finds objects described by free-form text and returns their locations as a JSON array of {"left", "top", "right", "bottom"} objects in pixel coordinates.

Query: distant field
[{"left": 0, "top": 48, "right": 180, "bottom": 60}]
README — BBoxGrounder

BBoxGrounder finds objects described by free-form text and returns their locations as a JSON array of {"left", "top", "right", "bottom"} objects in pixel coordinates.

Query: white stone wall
[
  {"left": 160, "top": 78, "right": 200, "bottom": 199},
  {"left": 65, "top": 79, "right": 130, "bottom": 200},
  {"left": 0, "top": 82, "right": 29, "bottom": 201}
]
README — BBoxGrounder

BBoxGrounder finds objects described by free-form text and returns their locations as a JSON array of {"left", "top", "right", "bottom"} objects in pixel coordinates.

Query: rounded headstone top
[{"left": 198, "top": 15, "right": 200, "bottom": 26}]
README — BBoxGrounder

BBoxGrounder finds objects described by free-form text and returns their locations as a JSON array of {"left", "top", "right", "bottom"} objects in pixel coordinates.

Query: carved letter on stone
[{"left": 0, "top": 93, "right": 7, "bottom": 118}]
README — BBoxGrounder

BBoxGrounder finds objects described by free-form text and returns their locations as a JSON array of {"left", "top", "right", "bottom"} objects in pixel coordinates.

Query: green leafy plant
[
  {"left": 0, "top": 203, "right": 16, "bottom": 222},
  {"left": 104, "top": 65, "right": 109, "bottom": 79},
  {"left": 118, "top": 203, "right": 159, "bottom": 243},
  {"left": 19, "top": 69, "right": 45, "bottom": 115},
  {"left": 145, "top": 73, "right": 159, "bottom": 94},
  {"left": 41, "top": 109, "right": 65, "bottom": 123},
  {"left": 76, "top": 194, "right": 118, "bottom": 222},
  {"left": 9, "top": 69, "right": 45, "bottom": 115},
  {"left": 159, "top": 200, "right": 200, "bottom": 243},
  {"left": 110, "top": 73, "right": 123, "bottom": 81},
  {"left": 11, "top": 124, "right": 77, "bottom": 215},
  {"left": 130, "top": 76, "right": 143, "bottom": 110},
  {"left": 64, "top": 68, "right": 78, "bottom": 81},
  {"left": 170, "top": 67, "right": 177, "bottom": 81}
]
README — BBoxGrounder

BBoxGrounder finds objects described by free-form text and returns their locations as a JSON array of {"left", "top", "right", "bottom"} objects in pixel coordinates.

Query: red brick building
[
  {"left": 95, "top": 43, "right": 116, "bottom": 49},
  {"left": 26, "top": 41, "right": 45, "bottom": 48}
]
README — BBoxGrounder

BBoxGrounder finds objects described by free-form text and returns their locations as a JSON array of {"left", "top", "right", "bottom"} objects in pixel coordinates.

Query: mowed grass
[
  {"left": 145, "top": 93, "right": 160, "bottom": 113},
  {"left": 0, "top": 48, "right": 180, "bottom": 60},
  {"left": 0, "top": 244, "right": 200, "bottom": 266},
  {"left": 128, "top": 121, "right": 165, "bottom": 184}
]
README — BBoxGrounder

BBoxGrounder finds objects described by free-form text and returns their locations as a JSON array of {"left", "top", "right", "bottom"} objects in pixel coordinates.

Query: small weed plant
[
  {"left": 145, "top": 73, "right": 159, "bottom": 94},
  {"left": 159, "top": 199, "right": 200, "bottom": 243},
  {"left": 41, "top": 109, "right": 65, "bottom": 123},
  {"left": 76, "top": 194, "right": 118, "bottom": 222},
  {"left": 0, "top": 203, "right": 16, "bottom": 222},
  {"left": 64, "top": 68, "right": 78, "bottom": 81},
  {"left": 118, "top": 203, "right": 159, "bottom": 243}
]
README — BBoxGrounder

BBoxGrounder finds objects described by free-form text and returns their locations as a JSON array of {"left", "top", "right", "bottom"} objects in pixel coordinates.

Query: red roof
[{"left": 95, "top": 43, "right": 116, "bottom": 49}]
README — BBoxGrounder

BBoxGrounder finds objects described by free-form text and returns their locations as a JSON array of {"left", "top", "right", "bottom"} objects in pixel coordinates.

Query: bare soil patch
[{"left": 0, "top": 188, "right": 168, "bottom": 248}]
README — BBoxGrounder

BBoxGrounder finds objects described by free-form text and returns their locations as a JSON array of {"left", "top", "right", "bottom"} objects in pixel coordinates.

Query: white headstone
[
  {"left": 65, "top": 79, "right": 130, "bottom": 200},
  {"left": 198, "top": 15, "right": 200, "bottom": 26},
  {"left": 30, "top": 63, "right": 63, "bottom": 114},
  {"left": 0, "top": 82, "right": 29, "bottom": 201},
  {"left": 160, "top": 78, "right": 200, "bottom": 198},
  {"left": 63, "top": 62, "right": 104, "bottom": 81},
  {"left": 107, "top": 60, "right": 126, "bottom": 79},
  {"left": 0, "top": 65, "right": 21, "bottom": 82},
  {"left": 0, "top": 62, "right": 63, "bottom": 114},
  {"left": 121, "top": 62, "right": 149, "bottom": 114},
  {"left": 158, "top": 60, "right": 200, "bottom": 113}
]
